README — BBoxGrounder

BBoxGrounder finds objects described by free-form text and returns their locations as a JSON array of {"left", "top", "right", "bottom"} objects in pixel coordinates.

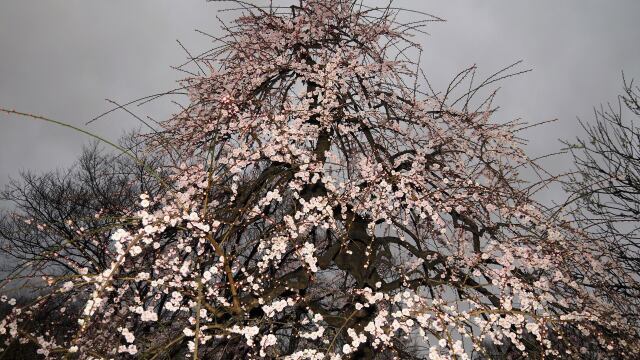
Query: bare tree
[
  {"left": 1, "top": 137, "right": 163, "bottom": 276},
  {"left": 0, "top": 136, "right": 165, "bottom": 356},
  {"left": 0, "top": 1, "right": 638, "bottom": 359},
  {"left": 564, "top": 75, "right": 640, "bottom": 293}
]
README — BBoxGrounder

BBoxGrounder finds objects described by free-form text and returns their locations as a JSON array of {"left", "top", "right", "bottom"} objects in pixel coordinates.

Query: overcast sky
[{"left": 1, "top": 0, "right": 640, "bottom": 206}]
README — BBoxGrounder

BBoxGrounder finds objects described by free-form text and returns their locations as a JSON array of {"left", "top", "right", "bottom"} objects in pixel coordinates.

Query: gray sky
[{"left": 1, "top": 0, "right": 640, "bottom": 206}]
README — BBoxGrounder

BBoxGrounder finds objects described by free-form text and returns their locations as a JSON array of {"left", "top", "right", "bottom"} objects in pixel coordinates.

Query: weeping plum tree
[{"left": 1, "top": 1, "right": 639, "bottom": 359}]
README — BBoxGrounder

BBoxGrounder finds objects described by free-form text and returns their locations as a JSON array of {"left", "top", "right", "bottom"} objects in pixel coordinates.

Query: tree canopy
[{"left": 1, "top": 1, "right": 638, "bottom": 359}]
